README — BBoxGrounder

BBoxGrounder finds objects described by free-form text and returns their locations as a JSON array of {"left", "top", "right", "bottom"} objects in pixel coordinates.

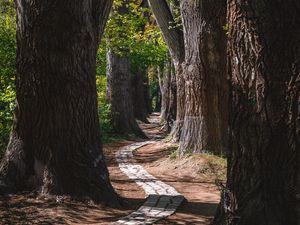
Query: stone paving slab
[{"left": 111, "top": 141, "right": 185, "bottom": 225}]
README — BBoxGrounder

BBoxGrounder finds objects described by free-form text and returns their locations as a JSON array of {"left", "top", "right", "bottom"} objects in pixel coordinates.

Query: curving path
[{"left": 111, "top": 141, "right": 185, "bottom": 225}]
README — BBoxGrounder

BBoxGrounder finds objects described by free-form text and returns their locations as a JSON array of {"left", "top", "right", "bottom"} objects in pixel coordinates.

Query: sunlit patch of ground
[{"left": 0, "top": 113, "right": 225, "bottom": 224}]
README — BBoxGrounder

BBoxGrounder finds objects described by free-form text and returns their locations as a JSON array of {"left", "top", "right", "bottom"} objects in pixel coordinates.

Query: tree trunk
[
  {"left": 0, "top": 0, "right": 119, "bottom": 205},
  {"left": 170, "top": 62, "right": 185, "bottom": 141},
  {"left": 106, "top": 1, "right": 145, "bottom": 137},
  {"left": 144, "top": 72, "right": 153, "bottom": 114},
  {"left": 178, "top": 0, "right": 227, "bottom": 154},
  {"left": 214, "top": 0, "right": 299, "bottom": 224},
  {"left": 147, "top": 0, "right": 185, "bottom": 140},
  {"left": 159, "top": 66, "right": 168, "bottom": 124},
  {"left": 167, "top": 66, "right": 177, "bottom": 128},
  {"left": 160, "top": 58, "right": 174, "bottom": 132},
  {"left": 132, "top": 68, "right": 149, "bottom": 123},
  {"left": 106, "top": 49, "right": 145, "bottom": 136}
]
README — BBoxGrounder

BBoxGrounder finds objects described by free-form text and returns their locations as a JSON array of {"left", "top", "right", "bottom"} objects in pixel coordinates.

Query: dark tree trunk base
[{"left": 0, "top": 0, "right": 120, "bottom": 207}]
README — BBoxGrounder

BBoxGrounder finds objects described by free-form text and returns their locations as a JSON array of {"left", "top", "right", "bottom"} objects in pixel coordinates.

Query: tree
[
  {"left": 105, "top": 0, "right": 167, "bottom": 134},
  {"left": 213, "top": 0, "right": 299, "bottom": 224},
  {"left": 0, "top": 0, "right": 16, "bottom": 157},
  {"left": 149, "top": 0, "right": 228, "bottom": 153},
  {"left": 147, "top": 0, "right": 185, "bottom": 141},
  {"left": 178, "top": 0, "right": 228, "bottom": 154},
  {"left": 106, "top": 48, "right": 144, "bottom": 135},
  {"left": 106, "top": 1, "right": 145, "bottom": 136},
  {"left": 132, "top": 68, "right": 150, "bottom": 123},
  {"left": 159, "top": 56, "right": 176, "bottom": 131},
  {"left": 0, "top": 0, "right": 119, "bottom": 205}
]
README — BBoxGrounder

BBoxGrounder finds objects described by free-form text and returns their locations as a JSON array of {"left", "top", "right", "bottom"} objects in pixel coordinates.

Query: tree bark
[
  {"left": 106, "top": 1, "right": 145, "bottom": 137},
  {"left": 170, "top": 62, "right": 185, "bottom": 141},
  {"left": 147, "top": 0, "right": 185, "bottom": 140},
  {"left": 159, "top": 58, "right": 174, "bottom": 132},
  {"left": 144, "top": 71, "right": 153, "bottom": 114},
  {"left": 0, "top": 0, "right": 120, "bottom": 205},
  {"left": 132, "top": 68, "right": 149, "bottom": 123},
  {"left": 168, "top": 65, "right": 177, "bottom": 128},
  {"left": 153, "top": 66, "right": 163, "bottom": 113},
  {"left": 178, "top": 0, "right": 227, "bottom": 154},
  {"left": 214, "top": 0, "right": 299, "bottom": 224},
  {"left": 106, "top": 49, "right": 145, "bottom": 136}
]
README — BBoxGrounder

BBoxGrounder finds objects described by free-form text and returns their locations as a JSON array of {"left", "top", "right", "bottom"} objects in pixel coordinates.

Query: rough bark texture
[
  {"left": 0, "top": 0, "right": 120, "bottom": 205},
  {"left": 147, "top": 0, "right": 185, "bottom": 140},
  {"left": 168, "top": 66, "right": 177, "bottom": 127},
  {"left": 159, "top": 63, "right": 170, "bottom": 124},
  {"left": 159, "top": 58, "right": 175, "bottom": 132},
  {"left": 106, "top": 1, "right": 145, "bottom": 137},
  {"left": 144, "top": 72, "right": 153, "bottom": 114},
  {"left": 106, "top": 49, "right": 144, "bottom": 136},
  {"left": 170, "top": 62, "right": 185, "bottom": 141},
  {"left": 214, "top": 0, "right": 299, "bottom": 224},
  {"left": 178, "top": 0, "right": 228, "bottom": 154},
  {"left": 132, "top": 68, "right": 149, "bottom": 123},
  {"left": 147, "top": 0, "right": 184, "bottom": 64}
]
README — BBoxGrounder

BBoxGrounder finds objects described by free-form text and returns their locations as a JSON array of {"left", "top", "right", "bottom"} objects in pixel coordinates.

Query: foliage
[
  {"left": 96, "top": 75, "right": 112, "bottom": 135},
  {"left": 95, "top": 0, "right": 169, "bottom": 135},
  {"left": 0, "top": 0, "right": 16, "bottom": 158},
  {"left": 103, "top": 0, "right": 168, "bottom": 72},
  {"left": 0, "top": 0, "right": 169, "bottom": 154}
]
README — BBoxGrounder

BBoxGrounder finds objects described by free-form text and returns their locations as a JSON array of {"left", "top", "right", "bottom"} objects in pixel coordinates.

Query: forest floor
[{"left": 0, "top": 113, "right": 226, "bottom": 225}]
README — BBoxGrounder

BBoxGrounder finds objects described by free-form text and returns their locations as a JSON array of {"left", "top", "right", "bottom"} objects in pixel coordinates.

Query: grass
[{"left": 165, "top": 145, "right": 227, "bottom": 181}]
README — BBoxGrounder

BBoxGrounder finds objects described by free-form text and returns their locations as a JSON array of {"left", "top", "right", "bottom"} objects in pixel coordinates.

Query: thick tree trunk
[
  {"left": 178, "top": 0, "right": 227, "bottom": 154},
  {"left": 214, "top": 0, "right": 299, "bottom": 224},
  {"left": 106, "top": 1, "right": 145, "bottom": 137},
  {"left": 106, "top": 49, "right": 144, "bottom": 136},
  {"left": 132, "top": 68, "right": 149, "bottom": 123},
  {"left": 0, "top": 0, "right": 119, "bottom": 205}
]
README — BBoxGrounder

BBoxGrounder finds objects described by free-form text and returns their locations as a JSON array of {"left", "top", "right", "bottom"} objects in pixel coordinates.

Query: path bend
[{"left": 111, "top": 141, "right": 185, "bottom": 225}]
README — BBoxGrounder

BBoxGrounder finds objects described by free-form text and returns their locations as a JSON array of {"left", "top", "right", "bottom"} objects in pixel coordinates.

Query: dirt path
[
  {"left": 111, "top": 141, "right": 184, "bottom": 224},
  {"left": 0, "top": 113, "right": 222, "bottom": 224},
  {"left": 133, "top": 114, "right": 221, "bottom": 224}
]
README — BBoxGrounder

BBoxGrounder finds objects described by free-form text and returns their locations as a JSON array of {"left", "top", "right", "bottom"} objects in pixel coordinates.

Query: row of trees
[
  {"left": 149, "top": 0, "right": 228, "bottom": 155},
  {"left": 0, "top": 0, "right": 167, "bottom": 149},
  {"left": 147, "top": 0, "right": 299, "bottom": 224},
  {"left": 0, "top": 0, "right": 298, "bottom": 224},
  {"left": 0, "top": 0, "right": 167, "bottom": 203},
  {"left": 106, "top": 0, "right": 299, "bottom": 223}
]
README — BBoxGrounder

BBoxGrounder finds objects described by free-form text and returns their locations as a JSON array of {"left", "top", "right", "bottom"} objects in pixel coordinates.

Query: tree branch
[{"left": 147, "top": 0, "right": 184, "bottom": 63}]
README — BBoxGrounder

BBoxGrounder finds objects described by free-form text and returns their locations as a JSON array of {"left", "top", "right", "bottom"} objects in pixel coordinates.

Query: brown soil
[
  {"left": 134, "top": 142, "right": 223, "bottom": 225},
  {"left": 0, "top": 114, "right": 224, "bottom": 224}
]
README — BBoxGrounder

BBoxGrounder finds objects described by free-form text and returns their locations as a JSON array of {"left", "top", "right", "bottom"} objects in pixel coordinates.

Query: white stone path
[{"left": 111, "top": 141, "right": 185, "bottom": 225}]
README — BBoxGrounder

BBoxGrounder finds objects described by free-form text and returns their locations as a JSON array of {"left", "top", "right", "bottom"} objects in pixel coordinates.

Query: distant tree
[
  {"left": 213, "top": 0, "right": 299, "bottom": 224},
  {"left": 106, "top": 1, "right": 146, "bottom": 135},
  {"left": 159, "top": 57, "right": 176, "bottom": 131},
  {"left": 148, "top": 0, "right": 185, "bottom": 141},
  {"left": 132, "top": 68, "right": 150, "bottom": 123},
  {"left": 105, "top": 0, "right": 167, "bottom": 134},
  {"left": 0, "top": 0, "right": 119, "bottom": 205},
  {"left": 106, "top": 45, "right": 144, "bottom": 135}
]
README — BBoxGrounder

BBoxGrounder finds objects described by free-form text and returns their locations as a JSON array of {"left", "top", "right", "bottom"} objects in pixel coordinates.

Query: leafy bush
[
  {"left": 0, "top": 2, "right": 16, "bottom": 158},
  {"left": 96, "top": 75, "right": 113, "bottom": 135}
]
